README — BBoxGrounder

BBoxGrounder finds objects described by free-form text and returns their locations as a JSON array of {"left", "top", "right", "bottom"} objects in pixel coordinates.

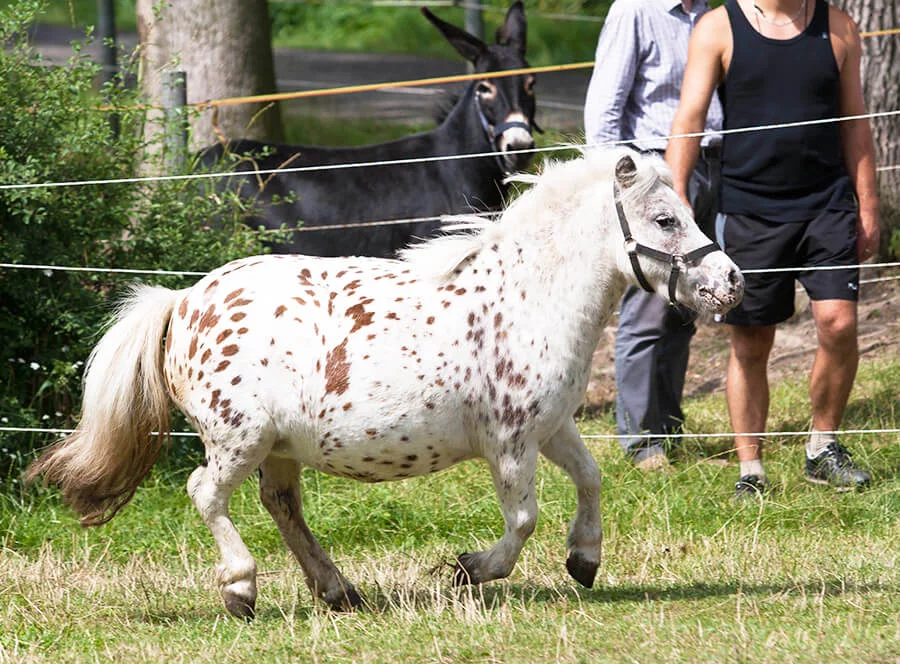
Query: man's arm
[
  {"left": 832, "top": 8, "right": 880, "bottom": 261},
  {"left": 666, "top": 8, "right": 729, "bottom": 204},
  {"left": 583, "top": 2, "right": 640, "bottom": 146}
]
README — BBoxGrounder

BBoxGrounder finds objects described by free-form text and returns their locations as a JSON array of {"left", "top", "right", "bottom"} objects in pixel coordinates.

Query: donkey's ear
[
  {"left": 495, "top": 1, "right": 527, "bottom": 55},
  {"left": 615, "top": 155, "right": 638, "bottom": 188},
  {"left": 421, "top": 7, "right": 488, "bottom": 64}
]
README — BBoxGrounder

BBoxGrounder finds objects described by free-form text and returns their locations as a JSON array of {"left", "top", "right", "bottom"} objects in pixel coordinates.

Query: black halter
[
  {"left": 474, "top": 94, "right": 532, "bottom": 175},
  {"left": 614, "top": 180, "right": 719, "bottom": 306}
]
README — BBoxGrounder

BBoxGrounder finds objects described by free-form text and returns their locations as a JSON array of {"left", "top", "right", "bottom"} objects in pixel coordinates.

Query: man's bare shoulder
[
  {"left": 827, "top": 4, "right": 861, "bottom": 69},
  {"left": 692, "top": 6, "right": 731, "bottom": 51},
  {"left": 828, "top": 5, "right": 861, "bottom": 43}
]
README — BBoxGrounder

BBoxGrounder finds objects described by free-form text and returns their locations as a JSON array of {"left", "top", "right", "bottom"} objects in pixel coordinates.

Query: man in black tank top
[{"left": 665, "top": 0, "right": 880, "bottom": 497}]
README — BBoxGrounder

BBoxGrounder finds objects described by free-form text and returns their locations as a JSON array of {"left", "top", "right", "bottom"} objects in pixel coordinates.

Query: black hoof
[
  {"left": 453, "top": 552, "right": 478, "bottom": 586},
  {"left": 565, "top": 552, "right": 598, "bottom": 589},
  {"left": 324, "top": 584, "right": 364, "bottom": 611},
  {"left": 223, "top": 594, "right": 256, "bottom": 621}
]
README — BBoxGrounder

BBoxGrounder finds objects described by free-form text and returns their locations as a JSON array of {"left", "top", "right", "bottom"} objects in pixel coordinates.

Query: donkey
[
  {"left": 28, "top": 150, "right": 743, "bottom": 618},
  {"left": 199, "top": 2, "right": 539, "bottom": 258}
]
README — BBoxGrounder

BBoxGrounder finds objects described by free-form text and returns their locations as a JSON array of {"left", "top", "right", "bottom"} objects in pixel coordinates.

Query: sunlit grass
[{"left": 2, "top": 356, "right": 898, "bottom": 662}]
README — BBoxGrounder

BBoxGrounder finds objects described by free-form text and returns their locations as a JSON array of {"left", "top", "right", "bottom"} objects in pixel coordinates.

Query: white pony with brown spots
[{"left": 28, "top": 149, "right": 743, "bottom": 619}]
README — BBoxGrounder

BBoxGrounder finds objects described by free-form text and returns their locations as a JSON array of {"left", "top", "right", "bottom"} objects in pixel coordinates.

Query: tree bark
[
  {"left": 137, "top": 0, "right": 283, "bottom": 155},
  {"left": 839, "top": 0, "right": 899, "bottom": 254}
]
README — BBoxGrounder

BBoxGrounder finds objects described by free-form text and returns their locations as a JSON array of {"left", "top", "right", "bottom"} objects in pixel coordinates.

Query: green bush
[{"left": 0, "top": 0, "right": 271, "bottom": 472}]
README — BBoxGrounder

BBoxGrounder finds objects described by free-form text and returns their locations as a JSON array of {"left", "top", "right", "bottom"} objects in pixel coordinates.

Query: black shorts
[{"left": 716, "top": 210, "right": 859, "bottom": 327}]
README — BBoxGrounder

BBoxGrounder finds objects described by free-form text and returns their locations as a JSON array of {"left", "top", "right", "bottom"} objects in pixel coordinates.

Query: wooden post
[
  {"left": 464, "top": 3, "right": 484, "bottom": 74},
  {"left": 161, "top": 70, "right": 188, "bottom": 173},
  {"left": 97, "top": 0, "right": 119, "bottom": 137}
]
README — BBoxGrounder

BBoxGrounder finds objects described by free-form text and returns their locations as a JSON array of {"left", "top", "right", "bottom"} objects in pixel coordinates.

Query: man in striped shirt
[{"left": 584, "top": 0, "right": 723, "bottom": 471}]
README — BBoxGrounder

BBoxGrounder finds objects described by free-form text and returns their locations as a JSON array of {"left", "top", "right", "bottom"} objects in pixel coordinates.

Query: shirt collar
[{"left": 662, "top": 0, "right": 708, "bottom": 14}]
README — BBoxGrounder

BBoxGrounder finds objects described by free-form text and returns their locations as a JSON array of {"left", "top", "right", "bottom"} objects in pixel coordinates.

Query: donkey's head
[
  {"left": 610, "top": 152, "right": 743, "bottom": 315},
  {"left": 423, "top": 1, "right": 537, "bottom": 173}
]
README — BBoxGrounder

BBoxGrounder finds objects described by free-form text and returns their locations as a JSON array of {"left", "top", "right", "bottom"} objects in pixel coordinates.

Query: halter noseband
[
  {"left": 613, "top": 180, "right": 719, "bottom": 306},
  {"left": 474, "top": 93, "right": 532, "bottom": 175}
]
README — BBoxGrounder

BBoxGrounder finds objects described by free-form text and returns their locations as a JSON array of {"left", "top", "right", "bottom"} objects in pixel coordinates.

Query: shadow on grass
[{"left": 122, "top": 571, "right": 896, "bottom": 625}]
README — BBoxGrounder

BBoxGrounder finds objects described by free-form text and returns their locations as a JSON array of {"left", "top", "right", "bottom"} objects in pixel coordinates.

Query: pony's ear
[
  {"left": 422, "top": 7, "right": 488, "bottom": 64},
  {"left": 615, "top": 155, "right": 638, "bottom": 188},
  {"left": 495, "top": 1, "right": 527, "bottom": 55}
]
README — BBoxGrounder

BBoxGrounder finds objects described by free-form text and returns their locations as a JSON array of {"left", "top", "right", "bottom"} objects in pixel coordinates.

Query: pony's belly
[{"left": 283, "top": 426, "right": 474, "bottom": 482}]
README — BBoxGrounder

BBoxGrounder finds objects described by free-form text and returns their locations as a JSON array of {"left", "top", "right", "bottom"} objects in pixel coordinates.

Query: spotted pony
[{"left": 28, "top": 149, "right": 743, "bottom": 618}]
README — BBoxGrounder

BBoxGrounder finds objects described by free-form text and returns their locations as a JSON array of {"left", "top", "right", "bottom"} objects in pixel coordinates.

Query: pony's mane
[
  {"left": 398, "top": 215, "right": 499, "bottom": 281},
  {"left": 399, "top": 147, "right": 669, "bottom": 280}
]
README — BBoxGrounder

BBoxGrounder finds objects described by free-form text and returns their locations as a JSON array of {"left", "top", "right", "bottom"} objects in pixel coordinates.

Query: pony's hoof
[
  {"left": 223, "top": 592, "right": 256, "bottom": 621},
  {"left": 453, "top": 552, "right": 480, "bottom": 586},
  {"left": 323, "top": 584, "right": 364, "bottom": 612},
  {"left": 565, "top": 552, "right": 598, "bottom": 589}
]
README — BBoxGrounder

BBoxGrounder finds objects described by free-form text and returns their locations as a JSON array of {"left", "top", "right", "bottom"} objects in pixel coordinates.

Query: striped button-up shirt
[{"left": 584, "top": 0, "right": 723, "bottom": 152}]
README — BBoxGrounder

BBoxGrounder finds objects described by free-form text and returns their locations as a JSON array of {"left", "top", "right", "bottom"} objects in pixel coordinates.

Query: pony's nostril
[{"left": 729, "top": 269, "right": 741, "bottom": 286}]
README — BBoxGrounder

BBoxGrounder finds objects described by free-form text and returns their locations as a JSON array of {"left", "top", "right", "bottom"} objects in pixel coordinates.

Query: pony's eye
[
  {"left": 524, "top": 76, "right": 535, "bottom": 95},
  {"left": 654, "top": 214, "right": 677, "bottom": 228}
]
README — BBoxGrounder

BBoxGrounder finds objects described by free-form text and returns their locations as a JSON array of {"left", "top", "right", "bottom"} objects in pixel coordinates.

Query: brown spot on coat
[
  {"left": 222, "top": 344, "right": 239, "bottom": 356},
  {"left": 216, "top": 329, "right": 233, "bottom": 344},
  {"left": 274, "top": 305, "right": 287, "bottom": 318},
  {"left": 324, "top": 338, "right": 351, "bottom": 396},
  {"left": 346, "top": 303, "right": 374, "bottom": 333}
]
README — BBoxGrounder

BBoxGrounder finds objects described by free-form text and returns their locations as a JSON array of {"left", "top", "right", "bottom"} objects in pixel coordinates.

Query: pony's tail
[{"left": 26, "top": 284, "right": 182, "bottom": 527}]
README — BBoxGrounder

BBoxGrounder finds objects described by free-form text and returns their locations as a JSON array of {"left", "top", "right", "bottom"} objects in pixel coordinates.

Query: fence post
[
  {"left": 97, "top": 0, "right": 119, "bottom": 137},
  {"left": 464, "top": 4, "right": 484, "bottom": 74},
  {"left": 161, "top": 70, "right": 188, "bottom": 173}
]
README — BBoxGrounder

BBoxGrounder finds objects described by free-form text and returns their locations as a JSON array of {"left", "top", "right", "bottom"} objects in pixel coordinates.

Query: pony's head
[
  {"left": 423, "top": 1, "right": 537, "bottom": 173},
  {"left": 609, "top": 150, "right": 743, "bottom": 315}
]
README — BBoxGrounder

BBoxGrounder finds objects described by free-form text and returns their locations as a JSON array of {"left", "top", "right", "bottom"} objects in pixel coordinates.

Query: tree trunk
[
  {"left": 137, "top": 0, "right": 283, "bottom": 156},
  {"left": 839, "top": 0, "right": 899, "bottom": 255}
]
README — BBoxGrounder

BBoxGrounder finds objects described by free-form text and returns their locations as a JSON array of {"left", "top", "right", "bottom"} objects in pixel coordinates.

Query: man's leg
[
  {"left": 808, "top": 299, "right": 858, "bottom": 431},
  {"left": 805, "top": 298, "right": 870, "bottom": 489},
  {"left": 727, "top": 324, "right": 776, "bottom": 495},
  {"left": 615, "top": 287, "right": 695, "bottom": 466}
]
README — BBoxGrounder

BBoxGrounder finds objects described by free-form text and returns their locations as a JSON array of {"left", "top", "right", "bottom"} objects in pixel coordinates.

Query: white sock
[
  {"left": 739, "top": 459, "right": 765, "bottom": 480},
  {"left": 806, "top": 430, "right": 836, "bottom": 459}
]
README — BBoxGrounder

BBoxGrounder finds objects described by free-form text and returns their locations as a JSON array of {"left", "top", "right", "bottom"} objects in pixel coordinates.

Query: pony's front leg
[
  {"left": 540, "top": 418, "right": 602, "bottom": 588},
  {"left": 187, "top": 435, "right": 271, "bottom": 620},
  {"left": 454, "top": 441, "right": 539, "bottom": 586},
  {"left": 258, "top": 456, "right": 362, "bottom": 611}
]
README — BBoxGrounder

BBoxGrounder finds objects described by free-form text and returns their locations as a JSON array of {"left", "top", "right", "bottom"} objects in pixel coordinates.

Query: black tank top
[{"left": 719, "top": 0, "right": 856, "bottom": 221}]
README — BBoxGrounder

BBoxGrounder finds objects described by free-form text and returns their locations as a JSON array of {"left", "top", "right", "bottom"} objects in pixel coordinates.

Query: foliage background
[{"left": 0, "top": 0, "right": 272, "bottom": 470}]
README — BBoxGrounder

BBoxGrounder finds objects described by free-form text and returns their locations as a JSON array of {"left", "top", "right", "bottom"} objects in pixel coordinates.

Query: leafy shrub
[{"left": 0, "top": 0, "right": 271, "bottom": 473}]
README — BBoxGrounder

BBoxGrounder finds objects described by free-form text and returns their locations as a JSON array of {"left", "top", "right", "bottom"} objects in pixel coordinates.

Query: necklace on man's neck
[{"left": 752, "top": 0, "right": 807, "bottom": 27}]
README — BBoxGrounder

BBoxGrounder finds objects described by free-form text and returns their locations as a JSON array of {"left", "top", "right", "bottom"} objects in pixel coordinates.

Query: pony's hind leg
[
  {"left": 454, "top": 441, "right": 539, "bottom": 586},
  {"left": 187, "top": 430, "right": 273, "bottom": 619},
  {"left": 258, "top": 456, "right": 362, "bottom": 611},
  {"left": 540, "top": 418, "right": 602, "bottom": 588}
]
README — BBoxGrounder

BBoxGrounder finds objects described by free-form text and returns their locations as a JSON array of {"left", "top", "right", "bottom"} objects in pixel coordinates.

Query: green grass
[{"left": 1, "top": 355, "right": 898, "bottom": 662}]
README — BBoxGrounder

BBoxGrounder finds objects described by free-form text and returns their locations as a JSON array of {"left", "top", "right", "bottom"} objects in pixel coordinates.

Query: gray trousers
[{"left": 615, "top": 152, "right": 720, "bottom": 460}]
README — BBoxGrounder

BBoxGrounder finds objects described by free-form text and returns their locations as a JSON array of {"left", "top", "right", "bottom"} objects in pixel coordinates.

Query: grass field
[{"left": 1, "top": 356, "right": 898, "bottom": 663}]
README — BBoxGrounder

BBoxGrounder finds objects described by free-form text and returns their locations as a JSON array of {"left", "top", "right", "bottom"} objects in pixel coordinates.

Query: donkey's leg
[
  {"left": 258, "top": 456, "right": 362, "bottom": 611},
  {"left": 187, "top": 433, "right": 272, "bottom": 620},
  {"left": 540, "top": 418, "right": 602, "bottom": 589},
  {"left": 455, "top": 441, "right": 539, "bottom": 586}
]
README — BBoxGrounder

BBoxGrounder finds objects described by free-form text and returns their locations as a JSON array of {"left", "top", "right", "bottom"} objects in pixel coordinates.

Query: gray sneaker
[
  {"left": 805, "top": 442, "right": 871, "bottom": 491},
  {"left": 734, "top": 474, "right": 768, "bottom": 501}
]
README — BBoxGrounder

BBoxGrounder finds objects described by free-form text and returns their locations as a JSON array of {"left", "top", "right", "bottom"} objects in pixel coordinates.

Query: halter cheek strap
[
  {"left": 614, "top": 181, "right": 719, "bottom": 306},
  {"left": 474, "top": 93, "right": 533, "bottom": 175}
]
